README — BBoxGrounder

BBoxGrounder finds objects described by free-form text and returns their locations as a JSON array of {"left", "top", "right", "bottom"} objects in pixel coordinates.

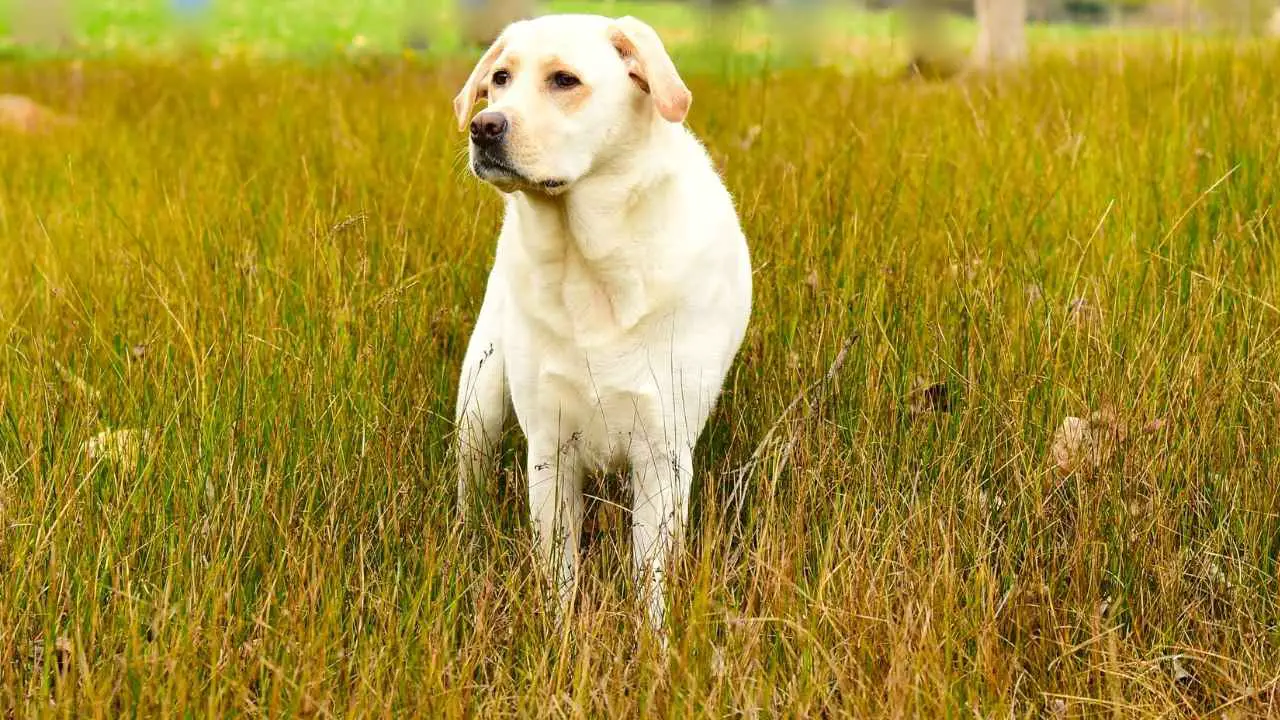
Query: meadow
[{"left": 1, "top": 3, "right": 1280, "bottom": 717}]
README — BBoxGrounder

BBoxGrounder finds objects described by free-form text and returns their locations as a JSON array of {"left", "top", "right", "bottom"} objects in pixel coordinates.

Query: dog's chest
[
  {"left": 517, "top": 239, "right": 651, "bottom": 344},
  {"left": 518, "top": 307, "right": 666, "bottom": 467},
  {"left": 507, "top": 246, "right": 672, "bottom": 462}
]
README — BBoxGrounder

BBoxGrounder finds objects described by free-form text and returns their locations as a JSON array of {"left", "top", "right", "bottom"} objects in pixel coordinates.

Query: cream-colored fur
[{"left": 453, "top": 14, "right": 752, "bottom": 635}]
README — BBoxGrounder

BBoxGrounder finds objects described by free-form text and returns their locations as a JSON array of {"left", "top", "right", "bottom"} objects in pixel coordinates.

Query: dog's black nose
[{"left": 469, "top": 111, "right": 508, "bottom": 147}]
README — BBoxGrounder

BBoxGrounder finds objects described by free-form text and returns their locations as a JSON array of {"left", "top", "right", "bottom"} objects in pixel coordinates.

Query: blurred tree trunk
[
  {"left": 12, "top": 0, "right": 72, "bottom": 50},
  {"left": 903, "top": 0, "right": 949, "bottom": 58},
  {"left": 458, "top": 0, "right": 535, "bottom": 47},
  {"left": 900, "top": 0, "right": 966, "bottom": 79},
  {"left": 404, "top": 0, "right": 431, "bottom": 50},
  {"left": 972, "top": 0, "right": 1027, "bottom": 67}
]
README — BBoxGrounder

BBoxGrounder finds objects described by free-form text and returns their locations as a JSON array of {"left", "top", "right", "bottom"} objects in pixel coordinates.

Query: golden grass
[{"left": 0, "top": 38, "right": 1278, "bottom": 716}]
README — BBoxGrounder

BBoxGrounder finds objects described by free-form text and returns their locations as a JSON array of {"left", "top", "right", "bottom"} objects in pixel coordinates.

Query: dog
[{"left": 452, "top": 13, "right": 753, "bottom": 634}]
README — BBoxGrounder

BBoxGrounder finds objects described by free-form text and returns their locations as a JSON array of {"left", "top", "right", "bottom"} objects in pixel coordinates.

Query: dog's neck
[
  {"left": 508, "top": 118, "right": 686, "bottom": 266},
  {"left": 500, "top": 117, "right": 697, "bottom": 334}
]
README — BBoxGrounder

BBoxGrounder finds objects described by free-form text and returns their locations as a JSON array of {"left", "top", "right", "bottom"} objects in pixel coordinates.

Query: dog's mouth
[{"left": 472, "top": 148, "right": 568, "bottom": 195}]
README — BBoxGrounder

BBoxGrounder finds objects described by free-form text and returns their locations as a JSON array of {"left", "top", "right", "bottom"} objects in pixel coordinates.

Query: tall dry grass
[{"left": 0, "top": 38, "right": 1278, "bottom": 716}]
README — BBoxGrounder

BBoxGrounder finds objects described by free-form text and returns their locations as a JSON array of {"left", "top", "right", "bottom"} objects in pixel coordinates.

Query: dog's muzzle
[{"left": 467, "top": 111, "right": 567, "bottom": 193}]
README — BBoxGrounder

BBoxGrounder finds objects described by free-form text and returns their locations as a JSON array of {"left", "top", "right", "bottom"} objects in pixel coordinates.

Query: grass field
[{"left": 2, "top": 6, "right": 1280, "bottom": 717}]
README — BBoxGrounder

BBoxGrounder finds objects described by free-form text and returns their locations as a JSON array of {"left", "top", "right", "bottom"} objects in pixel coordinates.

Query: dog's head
[{"left": 453, "top": 14, "right": 691, "bottom": 195}]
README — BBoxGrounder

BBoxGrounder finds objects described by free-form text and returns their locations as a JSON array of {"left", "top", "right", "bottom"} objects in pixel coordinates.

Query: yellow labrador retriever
[{"left": 453, "top": 14, "right": 753, "bottom": 635}]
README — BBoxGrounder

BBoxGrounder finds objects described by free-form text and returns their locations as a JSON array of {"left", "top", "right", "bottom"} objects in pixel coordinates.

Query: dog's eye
[
  {"left": 551, "top": 71, "right": 580, "bottom": 89},
  {"left": 492, "top": 70, "right": 510, "bottom": 87}
]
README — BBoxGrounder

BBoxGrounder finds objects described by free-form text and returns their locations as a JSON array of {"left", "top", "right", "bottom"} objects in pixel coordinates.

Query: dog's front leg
[
  {"left": 526, "top": 444, "right": 584, "bottom": 627},
  {"left": 455, "top": 276, "right": 510, "bottom": 519},
  {"left": 630, "top": 441, "right": 694, "bottom": 636}
]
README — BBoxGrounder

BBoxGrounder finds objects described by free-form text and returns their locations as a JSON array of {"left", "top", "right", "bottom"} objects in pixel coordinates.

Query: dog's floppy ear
[
  {"left": 608, "top": 16, "right": 691, "bottom": 124},
  {"left": 453, "top": 31, "right": 511, "bottom": 131}
]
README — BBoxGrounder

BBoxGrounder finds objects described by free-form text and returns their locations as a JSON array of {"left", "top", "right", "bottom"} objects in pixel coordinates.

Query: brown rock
[{"left": 0, "top": 94, "right": 75, "bottom": 134}]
